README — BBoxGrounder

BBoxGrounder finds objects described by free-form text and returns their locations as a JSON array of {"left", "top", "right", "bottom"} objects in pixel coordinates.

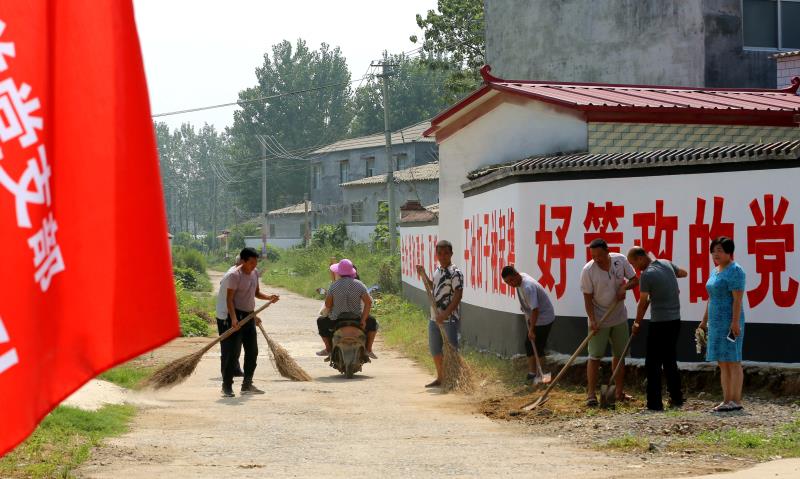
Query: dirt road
[{"left": 77, "top": 272, "right": 794, "bottom": 478}]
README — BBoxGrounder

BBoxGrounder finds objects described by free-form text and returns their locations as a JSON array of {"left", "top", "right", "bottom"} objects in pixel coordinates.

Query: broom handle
[
  {"left": 527, "top": 300, "right": 621, "bottom": 404},
  {"left": 606, "top": 332, "right": 635, "bottom": 386},
  {"left": 201, "top": 300, "right": 274, "bottom": 354}
]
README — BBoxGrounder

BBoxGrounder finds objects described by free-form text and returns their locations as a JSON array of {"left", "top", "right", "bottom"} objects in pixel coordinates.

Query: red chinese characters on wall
[
  {"left": 463, "top": 208, "right": 516, "bottom": 297},
  {"left": 747, "top": 194, "right": 798, "bottom": 308},
  {"left": 535, "top": 204, "right": 575, "bottom": 299},
  {"left": 688, "top": 197, "right": 734, "bottom": 303},
  {"left": 583, "top": 201, "right": 624, "bottom": 260},
  {"left": 634, "top": 200, "right": 678, "bottom": 260},
  {"left": 401, "top": 232, "right": 438, "bottom": 281}
]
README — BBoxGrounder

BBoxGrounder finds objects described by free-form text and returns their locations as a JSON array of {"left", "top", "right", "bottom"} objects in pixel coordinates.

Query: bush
[
  {"left": 174, "top": 280, "right": 211, "bottom": 337},
  {"left": 377, "top": 255, "right": 401, "bottom": 294},
  {"left": 179, "top": 311, "right": 210, "bottom": 337},
  {"left": 312, "top": 223, "right": 348, "bottom": 248},
  {"left": 182, "top": 248, "right": 207, "bottom": 274},
  {"left": 173, "top": 231, "right": 204, "bottom": 251},
  {"left": 173, "top": 267, "right": 211, "bottom": 292}
]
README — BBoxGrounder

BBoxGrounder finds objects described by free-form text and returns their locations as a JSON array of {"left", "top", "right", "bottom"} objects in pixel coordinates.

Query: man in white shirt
[
  {"left": 580, "top": 238, "right": 638, "bottom": 407},
  {"left": 215, "top": 256, "right": 243, "bottom": 377}
]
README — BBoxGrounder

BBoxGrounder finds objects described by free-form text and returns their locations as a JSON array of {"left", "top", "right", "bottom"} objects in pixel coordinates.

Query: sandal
[
  {"left": 712, "top": 402, "right": 736, "bottom": 412},
  {"left": 586, "top": 396, "right": 599, "bottom": 407},
  {"left": 616, "top": 393, "right": 635, "bottom": 402}
]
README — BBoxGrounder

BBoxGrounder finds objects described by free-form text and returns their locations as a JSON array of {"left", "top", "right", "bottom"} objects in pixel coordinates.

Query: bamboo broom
[
  {"left": 257, "top": 323, "right": 312, "bottom": 382},
  {"left": 145, "top": 301, "right": 274, "bottom": 389}
]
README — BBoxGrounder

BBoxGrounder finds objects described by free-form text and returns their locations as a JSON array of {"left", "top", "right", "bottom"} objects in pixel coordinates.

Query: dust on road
[{"left": 76, "top": 272, "right": 786, "bottom": 478}]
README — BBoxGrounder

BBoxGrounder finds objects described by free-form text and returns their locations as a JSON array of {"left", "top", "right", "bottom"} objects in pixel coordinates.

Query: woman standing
[{"left": 698, "top": 236, "right": 746, "bottom": 412}]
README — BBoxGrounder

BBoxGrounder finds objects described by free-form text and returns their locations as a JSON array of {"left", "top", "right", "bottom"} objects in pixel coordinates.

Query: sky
[{"left": 133, "top": 0, "right": 438, "bottom": 132}]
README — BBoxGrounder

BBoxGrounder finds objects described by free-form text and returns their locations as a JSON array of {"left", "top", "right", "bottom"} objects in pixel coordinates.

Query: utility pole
[
  {"left": 376, "top": 60, "right": 399, "bottom": 255},
  {"left": 304, "top": 193, "right": 310, "bottom": 247},
  {"left": 260, "top": 137, "right": 268, "bottom": 256}
]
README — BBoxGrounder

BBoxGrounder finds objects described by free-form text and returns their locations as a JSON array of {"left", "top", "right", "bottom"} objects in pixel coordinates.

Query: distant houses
[{"left": 263, "top": 119, "right": 439, "bottom": 246}]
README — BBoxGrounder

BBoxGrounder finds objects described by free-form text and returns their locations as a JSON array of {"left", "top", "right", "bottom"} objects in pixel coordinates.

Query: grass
[
  {"left": 0, "top": 405, "right": 135, "bottom": 478},
  {"left": 605, "top": 434, "right": 650, "bottom": 452},
  {"left": 98, "top": 364, "right": 155, "bottom": 390},
  {"left": 686, "top": 419, "right": 800, "bottom": 460}
]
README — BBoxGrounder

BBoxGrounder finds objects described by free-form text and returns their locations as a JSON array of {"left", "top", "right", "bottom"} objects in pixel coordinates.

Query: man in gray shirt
[
  {"left": 501, "top": 265, "right": 556, "bottom": 382},
  {"left": 628, "top": 247, "right": 688, "bottom": 411}
]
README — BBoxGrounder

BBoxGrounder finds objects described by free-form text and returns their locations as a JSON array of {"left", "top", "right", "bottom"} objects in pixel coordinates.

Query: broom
[
  {"left": 145, "top": 301, "right": 274, "bottom": 390},
  {"left": 416, "top": 265, "right": 474, "bottom": 393},
  {"left": 257, "top": 323, "right": 312, "bottom": 382}
]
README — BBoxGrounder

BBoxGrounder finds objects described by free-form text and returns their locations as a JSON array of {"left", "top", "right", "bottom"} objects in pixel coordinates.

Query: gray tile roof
[
  {"left": 268, "top": 201, "right": 313, "bottom": 216},
  {"left": 464, "top": 141, "right": 800, "bottom": 191},
  {"left": 312, "top": 120, "right": 433, "bottom": 155},
  {"left": 774, "top": 50, "right": 800, "bottom": 59},
  {"left": 340, "top": 162, "right": 439, "bottom": 187}
]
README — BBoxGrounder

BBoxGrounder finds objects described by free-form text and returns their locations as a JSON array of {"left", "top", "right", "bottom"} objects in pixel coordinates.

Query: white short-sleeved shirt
[
  {"left": 580, "top": 252, "right": 636, "bottom": 327},
  {"left": 215, "top": 265, "right": 240, "bottom": 319}
]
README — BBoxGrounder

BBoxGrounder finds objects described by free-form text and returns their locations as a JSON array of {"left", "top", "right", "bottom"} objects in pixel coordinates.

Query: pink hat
[{"left": 330, "top": 259, "right": 357, "bottom": 278}]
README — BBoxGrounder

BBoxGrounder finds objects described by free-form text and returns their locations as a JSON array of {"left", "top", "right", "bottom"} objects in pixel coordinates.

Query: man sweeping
[
  {"left": 501, "top": 265, "right": 556, "bottom": 382},
  {"left": 215, "top": 256, "right": 243, "bottom": 377},
  {"left": 627, "top": 247, "right": 687, "bottom": 411},
  {"left": 426, "top": 240, "right": 464, "bottom": 388},
  {"left": 580, "top": 238, "right": 638, "bottom": 407},
  {"left": 220, "top": 247, "right": 280, "bottom": 398}
]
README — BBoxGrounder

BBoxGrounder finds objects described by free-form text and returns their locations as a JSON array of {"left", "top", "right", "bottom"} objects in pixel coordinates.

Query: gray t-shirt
[
  {"left": 327, "top": 277, "right": 368, "bottom": 320},
  {"left": 580, "top": 252, "right": 636, "bottom": 328},
  {"left": 517, "top": 273, "right": 556, "bottom": 327},
  {"left": 639, "top": 259, "right": 681, "bottom": 322},
  {"left": 226, "top": 268, "right": 259, "bottom": 312}
]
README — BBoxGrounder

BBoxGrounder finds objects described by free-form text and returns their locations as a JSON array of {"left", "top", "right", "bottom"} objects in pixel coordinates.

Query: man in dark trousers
[
  {"left": 220, "top": 247, "right": 280, "bottom": 398},
  {"left": 627, "top": 247, "right": 688, "bottom": 411}
]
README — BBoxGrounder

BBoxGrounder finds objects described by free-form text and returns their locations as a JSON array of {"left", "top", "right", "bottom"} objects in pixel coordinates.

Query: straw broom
[
  {"left": 416, "top": 265, "right": 475, "bottom": 393},
  {"left": 145, "top": 301, "right": 274, "bottom": 390},
  {"left": 257, "top": 323, "right": 312, "bottom": 382}
]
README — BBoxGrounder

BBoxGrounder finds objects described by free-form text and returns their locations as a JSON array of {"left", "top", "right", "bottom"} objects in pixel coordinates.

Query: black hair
[
  {"left": 501, "top": 265, "right": 518, "bottom": 279},
  {"left": 589, "top": 238, "right": 609, "bottom": 250},
  {"left": 627, "top": 247, "right": 648, "bottom": 258},
  {"left": 240, "top": 247, "right": 260, "bottom": 261},
  {"left": 436, "top": 240, "right": 453, "bottom": 254},
  {"left": 351, "top": 263, "right": 361, "bottom": 281},
  {"left": 709, "top": 236, "right": 735, "bottom": 255}
]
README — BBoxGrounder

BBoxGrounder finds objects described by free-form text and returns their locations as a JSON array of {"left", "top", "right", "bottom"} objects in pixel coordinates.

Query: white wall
[
  {"left": 438, "top": 99, "right": 588, "bottom": 275},
  {"left": 243, "top": 236, "right": 302, "bottom": 250},
  {"left": 460, "top": 170, "right": 800, "bottom": 325},
  {"left": 399, "top": 224, "right": 440, "bottom": 290},
  {"left": 347, "top": 224, "right": 376, "bottom": 243}
]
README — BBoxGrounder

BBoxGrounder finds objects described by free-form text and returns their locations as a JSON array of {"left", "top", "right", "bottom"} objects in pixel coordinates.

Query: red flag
[{"left": 0, "top": 1, "right": 178, "bottom": 455}]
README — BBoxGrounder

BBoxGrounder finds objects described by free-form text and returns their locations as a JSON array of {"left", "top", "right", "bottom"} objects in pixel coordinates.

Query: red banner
[{"left": 0, "top": 2, "right": 178, "bottom": 456}]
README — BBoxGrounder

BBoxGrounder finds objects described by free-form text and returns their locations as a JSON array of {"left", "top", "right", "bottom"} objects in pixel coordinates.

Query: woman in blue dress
[{"left": 697, "top": 236, "right": 746, "bottom": 412}]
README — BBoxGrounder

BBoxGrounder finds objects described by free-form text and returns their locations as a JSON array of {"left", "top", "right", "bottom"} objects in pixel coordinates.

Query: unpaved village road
[{"left": 77, "top": 271, "right": 797, "bottom": 478}]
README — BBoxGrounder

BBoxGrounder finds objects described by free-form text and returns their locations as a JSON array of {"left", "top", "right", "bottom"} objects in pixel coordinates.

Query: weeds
[{"left": 98, "top": 365, "right": 154, "bottom": 390}]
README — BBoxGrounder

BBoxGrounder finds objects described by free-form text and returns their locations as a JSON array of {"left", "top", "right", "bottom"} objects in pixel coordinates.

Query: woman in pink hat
[{"left": 317, "top": 259, "right": 378, "bottom": 359}]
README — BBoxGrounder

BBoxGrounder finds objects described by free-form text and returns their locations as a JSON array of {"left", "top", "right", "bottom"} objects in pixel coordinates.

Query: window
[
  {"left": 312, "top": 164, "right": 322, "bottom": 189},
  {"left": 394, "top": 153, "right": 409, "bottom": 171},
  {"left": 743, "top": 0, "right": 800, "bottom": 50},
  {"left": 269, "top": 224, "right": 276, "bottom": 237},
  {"left": 365, "top": 157, "right": 375, "bottom": 177},
  {"left": 351, "top": 202, "right": 363, "bottom": 223},
  {"left": 340, "top": 160, "right": 349, "bottom": 183}
]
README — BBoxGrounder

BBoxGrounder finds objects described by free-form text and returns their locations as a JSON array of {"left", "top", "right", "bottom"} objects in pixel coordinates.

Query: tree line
[{"left": 156, "top": 0, "right": 485, "bottom": 241}]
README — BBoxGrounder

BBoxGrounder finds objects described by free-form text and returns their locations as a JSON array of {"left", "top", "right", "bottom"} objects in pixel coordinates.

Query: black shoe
[
  {"left": 221, "top": 387, "right": 235, "bottom": 398},
  {"left": 240, "top": 384, "right": 265, "bottom": 395}
]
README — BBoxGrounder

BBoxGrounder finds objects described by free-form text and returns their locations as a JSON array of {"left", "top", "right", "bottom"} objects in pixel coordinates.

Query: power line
[{"left": 151, "top": 75, "right": 370, "bottom": 118}]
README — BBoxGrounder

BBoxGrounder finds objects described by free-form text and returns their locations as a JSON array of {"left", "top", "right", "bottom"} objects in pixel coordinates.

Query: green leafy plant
[{"left": 312, "top": 222, "right": 348, "bottom": 248}]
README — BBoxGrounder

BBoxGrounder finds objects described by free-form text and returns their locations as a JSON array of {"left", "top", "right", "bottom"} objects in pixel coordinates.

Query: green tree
[
  {"left": 226, "top": 39, "right": 353, "bottom": 215},
  {"left": 349, "top": 54, "right": 454, "bottom": 137},
  {"left": 410, "top": 0, "right": 485, "bottom": 96}
]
